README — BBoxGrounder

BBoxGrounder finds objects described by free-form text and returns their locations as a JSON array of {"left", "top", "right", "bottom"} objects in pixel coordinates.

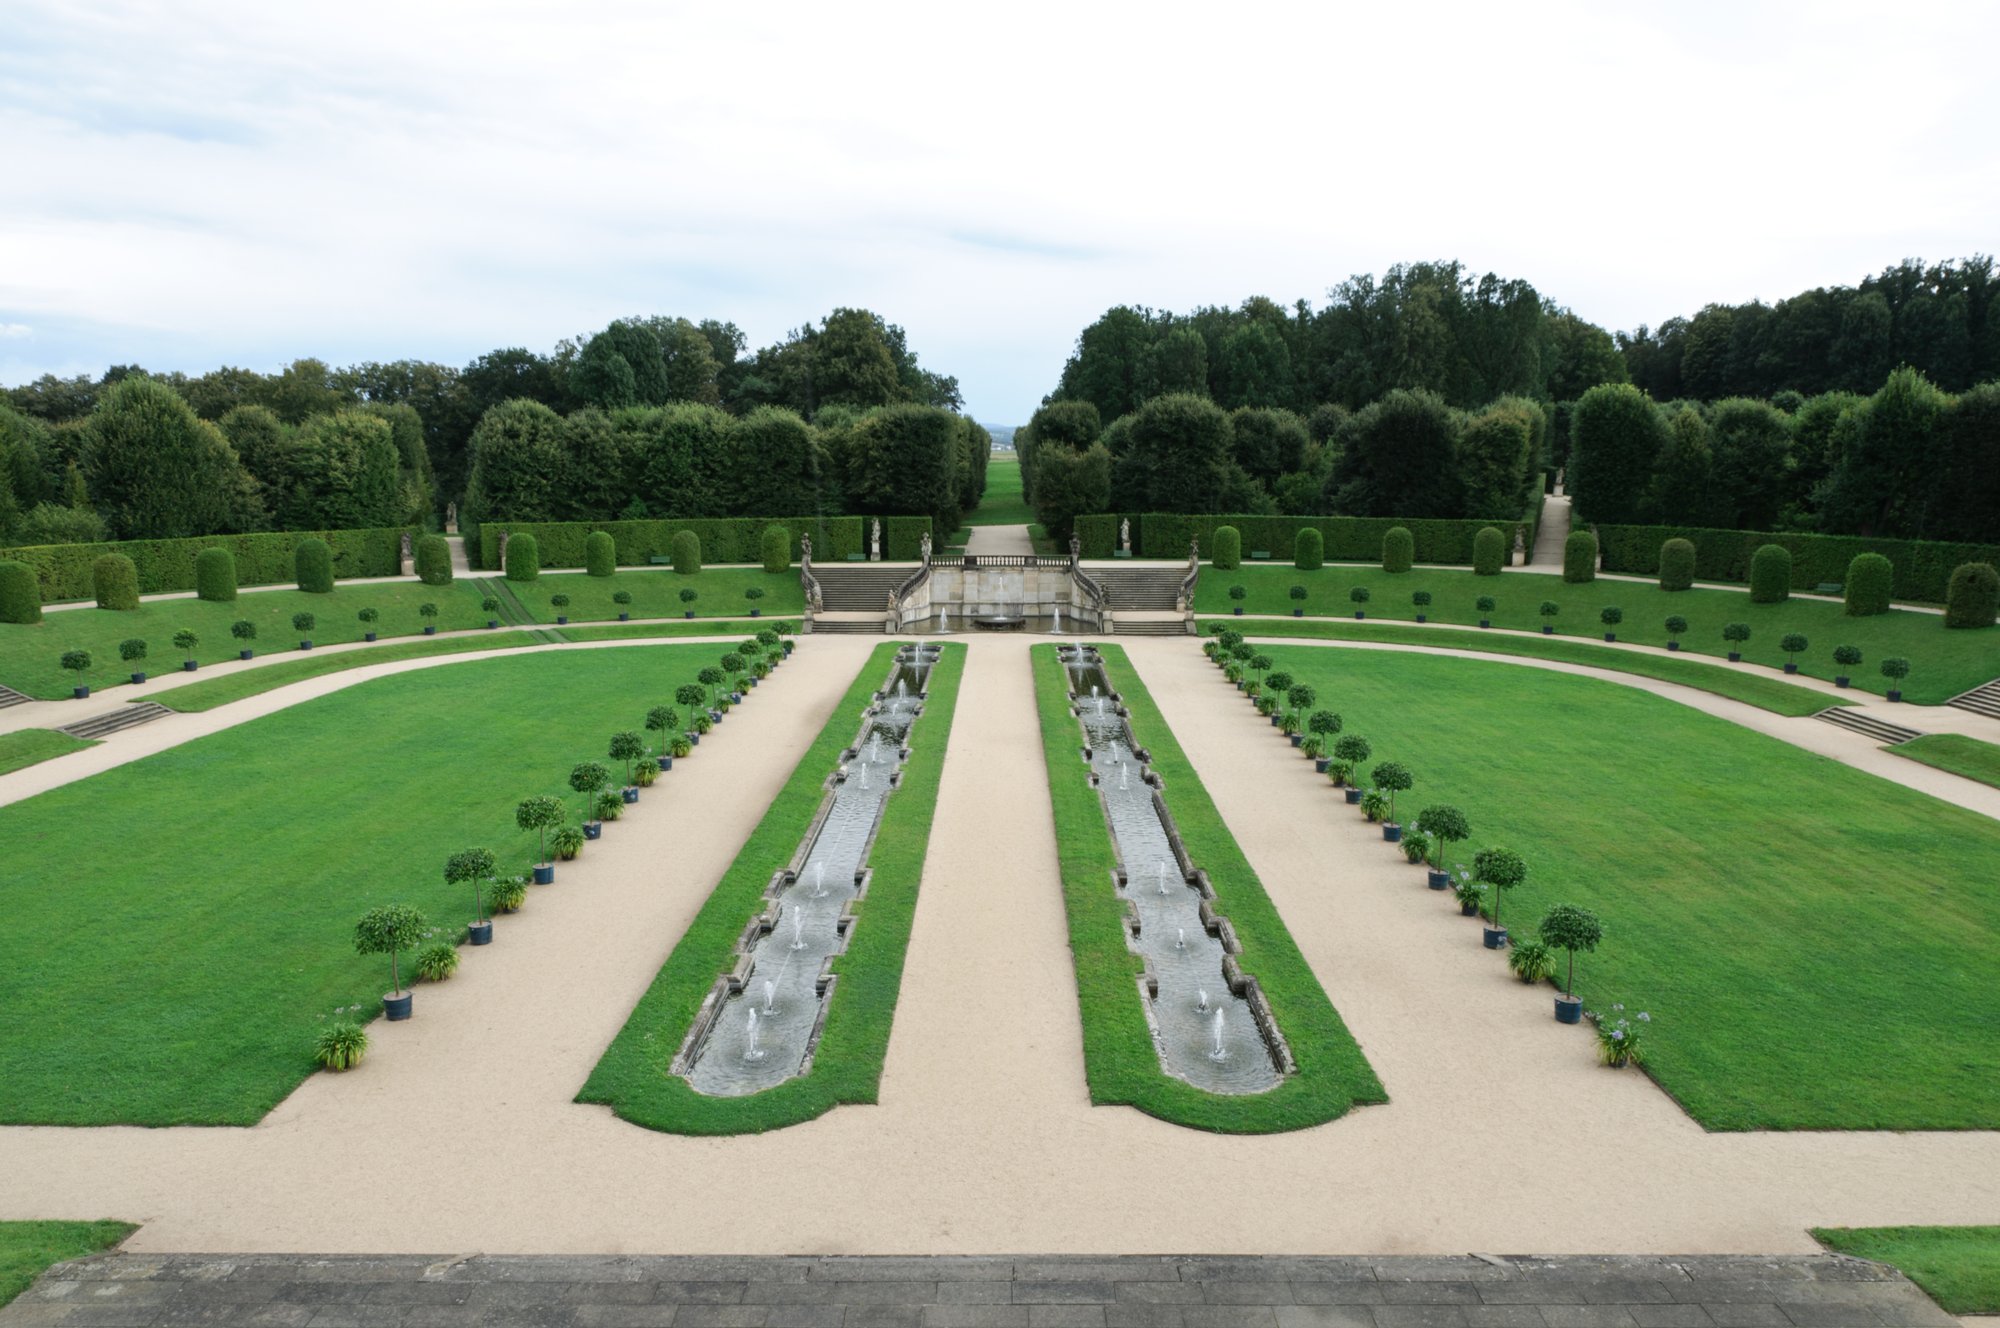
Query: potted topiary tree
[
  {"left": 614, "top": 590, "right": 633, "bottom": 621},
  {"left": 698, "top": 666, "right": 726, "bottom": 719},
  {"left": 1262, "top": 671, "right": 1293, "bottom": 726},
  {"left": 1306, "top": 710, "right": 1342, "bottom": 772},
  {"left": 1476, "top": 595, "right": 1496, "bottom": 629},
  {"left": 1332, "top": 734, "right": 1371, "bottom": 800},
  {"left": 1350, "top": 586, "right": 1371, "bottom": 619},
  {"left": 516, "top": 794, "right": 565, "bottom": 883},
  {"left": 1247, "top": 653, "right": 1272, "bottom": 697},
  {"left": 1539, "top": 600, "right": 1559, "bottom": 634},
  {"left": 645, "top": 705, "right": 680, "bottom": 769},
  {"left": 1474, "top": 846, "right": 1526, "bottom": 949},
  {"left": 1880, "top": 656, "right": 1910, "bottom": 702},
  {"left": 551, "top": 592, "right": 570, "bottom": 625},
  {"left": 1832, "top": 644, "right": 1862, "bottom": 687},
  {"left": 1288, "top": 585, "right": 1307, "bottom": 617},
  {"left": 569, "top": 761, "right": 611, "bottom": 839},
  {"left": 355, "top": 903, "right": 427, "bottom": 1020},
  {"left": 1413, "top": 805, "right": 1468, "bottom": 889},
  {"left": 359, "top": 606, "right": 379, "bottom": 642},
  {"left": 680, "top": 587, "right": 698, "bottom": 619},
  {"left": 61, "top": 649, "right": 92, "bottom": 698},
  {"left": 119, "top": 637, "right": 148, "bottom": 685},
  {"left": 294, "top": 611, "right": 316, "bottom": 650},
  {"left": 719, "top": 653, "right": 746, "bottom": 703},
  {"left": 676, "top": 683, "right": 708, "bottom": 742},
  {"left": 1600, "top": 607, "right": 1622, "bottom": 642},
  {"left": 418, "top": 602, "right": 439, "bottom": 635},
  {"left": 1412, "top": 589, "right": 1432, "bottom": 622},
  {"left": 445, "top": 847, "right": 498, "bottom": 945},
  {"left": 1664, "top": 615, "right": 1688, "bottom": 650},
  {"left": 1538, "top": 903, "right": 1602, "bottom": 1023},
  {"left": 1371, "top": 761, "right": 1413, "bottom": 840},
  {"left": 609, "top": 730, "right": 645, "bottom": 801},
  {"left": 482, "top": 596, "right": 501, "bottom": 629},
  {"left": 173, "top": 628, "right": 200, "bottom": 671},
  {"left": 1284, "top": 684, "right": 1316, "bottom": 744},
  {"left": 231, "top": 618, "right": 257, "bottom": 658},
  {"left": 1229, "top": 584, "right": 1247, "bottom": 615},
  {"left": 1722, "top": 622, "right": 1750, "bottom": 661},
  {"left": 1780, "top": 632, "right": 1809, "bottom": 673},
  {"left": 746, "top": 586, "right": 765, "bottom": 618}
]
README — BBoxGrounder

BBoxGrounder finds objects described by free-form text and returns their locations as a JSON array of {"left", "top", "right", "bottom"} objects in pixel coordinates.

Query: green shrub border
[
  {"left": 0, "top": 528, "right": 409, "bottom": 602},
  {"left": 1144, "top": 513, "right": 1526, "bottom": 565},
  {"left": 1031, "top": 641, "right": 1385, "bottom": 1133},
  {"left": 1595, "top": 524, "right": 2000, "bottom": 605},
  {"left": 578, "top": 640, "right": 964, "bottom": 1134},
  {"left": 477, "top": 517, "right": 897, "bottom": 570}
]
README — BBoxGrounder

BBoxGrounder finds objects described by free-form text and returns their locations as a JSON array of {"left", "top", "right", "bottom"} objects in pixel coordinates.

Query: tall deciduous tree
[
  {"left": 83, "top": 378, "right": 261, "bottom": 539},
  {"left": 1326, "top": 389, "right": 1461, "bottom": 517}
]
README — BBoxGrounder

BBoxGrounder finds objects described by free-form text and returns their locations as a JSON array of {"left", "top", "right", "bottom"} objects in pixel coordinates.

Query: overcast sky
[{"left": 2, "top": 0, "right": 1996, "bottom": 425}]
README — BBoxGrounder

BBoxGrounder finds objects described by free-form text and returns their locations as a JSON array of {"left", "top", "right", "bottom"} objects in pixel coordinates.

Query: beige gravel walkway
[{"left": 1, "top": 636, "right": 1996, "bottom": 1255}]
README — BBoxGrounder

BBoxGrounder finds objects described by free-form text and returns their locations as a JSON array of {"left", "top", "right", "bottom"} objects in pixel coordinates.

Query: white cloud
[
  {"left": 0, "top": 324, "right": 30, "bottom": 339},
  {"left": 1, "top": 0, "right": 1996, "bottom": 422}
]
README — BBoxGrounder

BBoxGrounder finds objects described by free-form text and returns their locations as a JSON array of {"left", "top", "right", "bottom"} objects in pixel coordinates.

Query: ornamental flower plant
[{"left": 1586, "top": 1003, "right": 1652, "bottom": 1067}]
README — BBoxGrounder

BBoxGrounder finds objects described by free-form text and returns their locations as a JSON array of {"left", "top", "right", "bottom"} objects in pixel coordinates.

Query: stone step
[
  {"left": 811, "top": 619, "right": 886, "bottom": 634},
  {"left": 1114, "top": 620, "right": 1191, "bottom": 635},
  {"left": 1813, "top": 706, "right": 1924, "bottom": 746},
  {"left": 0, "top": 683, "right": 31, "bottom": 709},
  {"left": 1948, "top": 679, "right": 2000, "bottom": 720},
  {"left": 57, "top": 702, "right": 174, "bottom": 741}
]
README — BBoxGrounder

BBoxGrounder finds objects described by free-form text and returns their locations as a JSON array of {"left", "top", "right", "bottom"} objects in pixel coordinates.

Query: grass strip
[
  {"left": 1031, "top": 641, "right": 1384, "bottom": 1132},
  {"left": 580, "top": 641, "right": 965, "bottom": 1134},
  {"left": 0, "top": 1221, "right": 136, "bottom": 1308},
  {"left": 1212, "top": 617, "right": 1840, "bottom": 717},
  {"left": 960, "top": 456, "right": 1033, "bottom": 526},
  {"left": 156, "top": 620, "right": 795, "bottom": 712},
  {"left": 1891, "top": 733, "right": 2000, "bottom": 790},
  {"left": 0, "top": 729, "right": 95, "bottom": 777},
  {"left": 1812, "top": 1227, "right": 2000, "bottom": 1314}
]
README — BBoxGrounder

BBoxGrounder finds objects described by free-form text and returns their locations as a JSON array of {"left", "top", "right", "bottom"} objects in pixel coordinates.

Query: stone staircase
[
  {"left": 812, "top": 565, "right": 909, "bottom": 613},
  {"left": 1948, "top": 678, "right": 2000, "bottom": 721},
  {"left": 0, "top": 683, "right": 30, "bottom": 710},
  {"left": 1113, "top": 619, "right": 1192, "bottom": 636},
  {"left": 1530, "top": 491, "right": 1572, "bottom": 566},
  {"left": 812, "top": 618, "right": 887, "bottom": 635},
  {"left": 57, "top": 702, "right": 174, "bottom": 740},
  {"left": 1813, "top": 707, "right": 1923, "bottom": 745},
  {"left": 1090, "top": 566, "right": 1184, "bottom": 612}
]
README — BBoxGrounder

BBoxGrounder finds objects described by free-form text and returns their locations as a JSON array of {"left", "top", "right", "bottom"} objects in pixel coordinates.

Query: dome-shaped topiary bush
[
  {"left": 1658, "top": 538, "right": 1696, "bottom": 592},
  {"left": 93, "top": 554, "right": 140, "bottom": 610},
  {"left": 195, "top": 546, "right": 237, "bottom": 602},
  {"left": 1472, "top": 526, "right": 1506, "bottom": 576},
  {"left": 0, "top": 560, "right": 41, "bottom": 624},
  {"left": 1944, "top": 561, "right": 1999, "bottom": 629},
  {"left": 760, "top": 524, "right": 792, "bottom": 573},
  {"left": 584, "top": 530, "right": 616, "bottom": 578},
  {"left": 1293, "top": 526, "right": 1323, "bottom": 571},
  {"left": 1562, "top": 530, "right": 1596, "bottom": 584},
  {"left": 1749, "top": 544, "right": 1791, "bottom": 603},
  {"left": 1844, "top": 552, "right": 1892, "bottom": 617},
  {"left": 671, "top": 529, "right": 702, "bottom": 575},
  {"left": 1382, "top": 526, "right": 1414, "bottom": 574},
  {"left": 1211, "top": 525, "right": 1241, "bottom": 571},
  {"left": 294, "top": 538, "right": 334, "bottom": 593},
  {"left": 505, "top": 532, "right": 540, "bottom": 582},
  {"left": 416, "top": 534, "right": 454, "bottom": 586}
]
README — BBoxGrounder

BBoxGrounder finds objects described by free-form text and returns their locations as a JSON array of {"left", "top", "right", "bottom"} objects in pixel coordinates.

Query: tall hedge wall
[
  {"left": 0, "top": 528, "right": 410, "bottom": 602},
  {"left": 883, "top": 516, "right": 933, "bottom": 561},
  {"left": 477, "top": 517, "right": 875, "bottom": 569},
  {"left": 1595, "top": 524, "right": 2000, "bottom": 604},
  {"left": 1073, "top": 514, "right": 1143, "bottom": 559},
  {"left": 1140, "top": 514, "right": 1527, "bottom": 565}
]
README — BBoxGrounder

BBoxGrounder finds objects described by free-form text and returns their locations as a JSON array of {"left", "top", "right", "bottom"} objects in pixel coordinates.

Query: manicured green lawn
[
  {"left": 510, "top": 567, "right": 802, "bottom": 624},
  {"left": 1033, "top": 643, "right": 1384, "bottom": 1132},
  {"left": 582, "top": 641, "right": 963, "bottom": 1133},
  {"left": 1252, "top": 646, "right": 2000, "bottom": 1130},
  {"left": 0, "top": 645, "right": 751, "bottom": 1125},
  {"left": 1812, "top": 1227, "right": 2000, "bottom": 1313},
  {"left": 960, "top": 455, "right": 1032, "bottom": 526},
  {"left": 1892, "top": 733, "right": 2000, "bottom": 790},
  {"left": 1197, "top": 564, "right": 1996, "bottom": 703},
  {"left": 0, "top": 729, "right": 94, "bottom": 776},
  {"left": 0, "top": 580, "right": 490, "bottom": 700},
  {"left": 0, "top": 1221, "right": 135, "bottom": 1308},
  {"left": 1212, "top": 619, "right": 1842, "bottom": 717}
]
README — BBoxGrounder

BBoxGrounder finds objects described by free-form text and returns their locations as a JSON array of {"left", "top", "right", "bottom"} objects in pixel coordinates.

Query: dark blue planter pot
[
  {"left": 1460, "top": 900, "right": 1480, "bottom": 916},
  {"left": 1292, "top": 608, "right": 1303, "bottom": 617},
  {"left": 364, "top": 632, "right": 378, "bottom": 642},
  {"left": 556, "top": 616, "right": 568, "bottom": 625},
  {"left": 487, "top": 620, "right": 499, "bottom": 629},
  {"left": 1555, "top": 996, "right": 1582, "bottom": 1024},
  {"left": 1887, "top": 689, "right": 1902, "bottom": 702},
  {"left": 533, "top": 863, "right": 554, "bottom": 885},
  {"left": 684, "top": 611, "right": 694, "bottom": 619},
  {"left": 1354, "top": 610, "right": 1365, "bottom": 619},
  {"left": 1834, "top": 675, "right": 1849, "bottom": 687},
  {"left": 383, "top": 991, "right": 413, "bottom": 1021},
  {"left": 583, "top": 822, "right": 602, "bottom": 840},
  {"left": 1382, "top": 823, "right": 1403, "bottom": 843},
  {"left": 1314, "top": 758, "right": 1330, "bottom": 774},
  {"left": 709, "top": 710, "right": 723, "bottom": 723},
  {"left": 1727, "top": 651, "right": 1742, "bottom": 661},
  {"left": 1269, "top": 715, "right": 1281, "bottom": 727},
  {"left": 1479, "top": 620, "right": 1491, "bottom": 629},
  {"left": 240, "top": 649, "right": 254, "bottom": 660},
  {"left": 423, "top": 626, "right": 435, "bottom": 635},
  {"left": 751, "top": 609, "right": 762, "bottom": 617},
  {"left": 72, "top": 685, "right": 89, "bottom": 699},
  {"left": 130, "top": 672, "right": 146, "bottom": 685},
  {"left": 469, "top": 920, "right": 493, "bottom": 945},
  {"left": 1415, "top": 614, "right": 1427, "bottom": 623},
  {"left": 1543, "top": 625, "right": 1554, "bottom": 634},
  {"left": 300, "top": 640, "right": 313, "bottom": 651},
  {"left": 1344, "top": 787, "right": 1362, "bottom": 804},
  {"left": 730, "top": 692, "right": 743, "bottom": 704},
  {"left": 1483, "top": 926, "right": 1507, "bottom": 949},
  {"left": 1428, "top": 870, "right": 1449, "bottom": 890},
  {"left": 1783, "top": 662, "right": 1798, "bottom": 674},
  {"left": 1667, "top": 641, "right": 1681, "bottom": 651},
  {"left": 1604, "top": 632, "right": 1617, "bottom": 642},
  {"left": 660, "top": 756, "right": 674, "bottom": 771},
  {"left": 618, "top": 612, "right": 629, "bottom": 621},
  {"left": 1288, "top": 734, "right": 1302, "bottom": 747},
  {"left": 1233, "top": 607, "right": 1243, "bottom": 615},
  {"left": 622, "top": 786, "right": 639, "bottom": 804},
  {"left": 688, "top": 732, "right": 700, "bottom": 746},
  {"left": 182, "top": 660, "right": 198, "bottom": 672}
]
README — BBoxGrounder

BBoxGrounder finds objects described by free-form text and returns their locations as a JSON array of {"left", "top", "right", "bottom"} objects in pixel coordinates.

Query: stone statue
[
  {"left": 1189, "top": 536, "right": 1200, "bottom": 562},
  {"left": 1069, "top": 531, "right": 1081, "bottom": 562},
  {"left": 399, "top": 531, "right": 412, "bottom": 575},
  {"left": 1120, "top": 518, "right": 1131, "bottom": 553},
  {"left": 920, "top": 531, "right": 933, "bottom": 563},
  {"left": 445, "top": 502, "right": 458, "bottom": 534},
  {"left": 497, "top": 530, "right": 510, "bottom": 566},
  {"left": 800, "top": 533, "right": 812, "bottom": 564},
  {"left": 871, "top": 518, "right": 882, "bottom": 561}
]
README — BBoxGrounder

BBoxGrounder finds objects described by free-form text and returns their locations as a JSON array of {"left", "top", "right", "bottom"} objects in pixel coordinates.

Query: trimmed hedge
[
  {"left": 584, "top": 530, "right": 616, "bottom": 578},
  {"left": 476, "top": 517, "right": 872, "bottom": 569},
  {"left": 1211, "top": 525, "right": 1242, "bottom": 570},
  {"left": 1295, "top": 527, "right": 1324, "bottom": 571},
  {"left": 1659, "top": 538, "right": 1696, "bottom": 592},
  {"left": 760, "top": 524, "right": 791, "bottom": 573},
  {"left": 1563, "top": 530, "right": 1597, "bottom": 584},
  {"left": 1750, "top": 544, "right": 1791, "bottom": 604},
  {"left": 1595, "top": 524, "right": 2000, "bottom": 606},
  {"left": 415, "top": 534, "right": 453, "bottom": 586},
  {"left": 1074, "top": 514, "right": 1120, "bottom": 559},
  {"left": 1845, "top": 552, "right": 1893, "bottom": 617},
  {"left": 504, "top": 532, "right": 539, "bottom": 582},
  {"left": 671, "top": 530, "right": 701, "bottom": 574},
  {"left": 884, "top": 516, "right": 933, "bottom": 561},
  {"left": 0, "top": 528, "right": 409, "bottom": 602},
  {"left": 93, "top": 555, "right": 140, "bottom": 610},
  {"left": 194, "top": 546, "right": 237, "bottom": 602},
  {"left": 0, "top": 560, "right": 41, "bottom": 624},
  {"left": 294, "top": 538, "right": 333, "bottom": 593},
  {"left": 1382, "top": 526, "right": 1413, "bottom": 573},
  {"left": 1472, "top": 526, "right": 1506, "bottom": 576},
  {"left": 1151, "top": 514, "right": 1528, "bottom": 567},
  {"left": 1946, "top": 562, "right": 1999, "bottom": 629}
]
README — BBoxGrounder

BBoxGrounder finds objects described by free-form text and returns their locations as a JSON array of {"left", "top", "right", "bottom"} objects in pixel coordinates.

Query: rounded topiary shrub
[
  {"left": 93, "top": 554, "right": 140, "bottom": 610},
  {"left": 1211, "top": 525, "right": 1241, "bottom": 571},
  {"left": 1844, "top": 552, "right": 1892, "bottom": 617},
  {"left": 294, "top": 538, "right": 334, "bottom": 593},
  {"left": 505, "top": 533, "right": 540, "bottom": 583},
  {"left": 1294, "top": 527, "right": 1323, "bottom": 571},
  {"left": 584, "top": 530, "right": 616, "bottom": 578},
  {"left": 0, "top": 560, "right": 43, "bottom": 624},
  {"left": 416, "top": 533, "right": 454, "bottom": 586},
  {"left": 1382, "top": 526, "right": 1414, "bottom": 574},
  {"left": 1749, "top": 543, "right": 1791, "bottom": 603},
  {"left": 671, "top": 529, "right": 702, "bottom": 575},
  {"left": 1472, "top": 526, "right": 1506, "bottom": 576},
  {"left": 195, "top": 546, "right": 238, "bottom": 602},
  {"left": 1658, "top": 538, "right": 1696, "bottom": 592},
  {"left": 760, "top": 524, "right": 792, "bottom": 574},
  {"left": 1562, "top": 530, "right": 1597, "bottom": 584},
  {"left": 1944, "top": 562, "right": 1999, "bottom": 629}
]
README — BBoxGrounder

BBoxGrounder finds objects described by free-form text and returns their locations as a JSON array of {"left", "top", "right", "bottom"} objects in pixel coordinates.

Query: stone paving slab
[{"left": 0, "top": 1256, "right": 1956, "bottom": 1328}]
